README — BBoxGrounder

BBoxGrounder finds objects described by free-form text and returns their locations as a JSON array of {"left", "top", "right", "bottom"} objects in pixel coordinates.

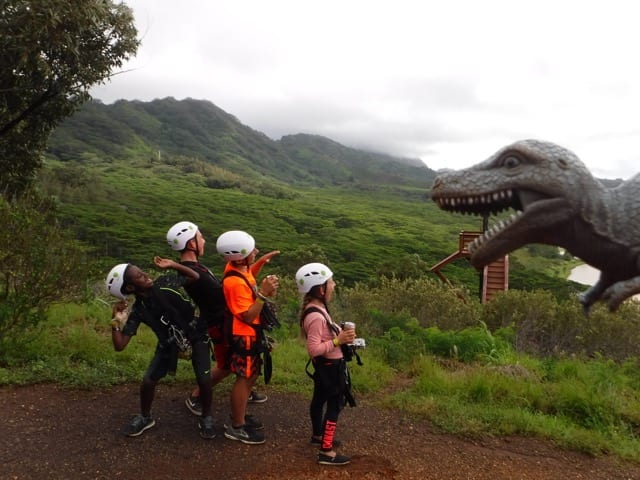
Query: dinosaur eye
[{"left": 501, "top": 155, "right": 520, "bottom": 168}]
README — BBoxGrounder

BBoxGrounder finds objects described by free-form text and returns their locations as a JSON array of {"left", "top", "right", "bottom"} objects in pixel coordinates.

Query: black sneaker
[
  {"left": 310, "top": 436, "right": 342, "bottom": 447},
  {"left": 317, "top": 452, "right": 351, "bottom": 466},
  {"left": 224, "top": 424, "right": 265, "bottom": 445},
  {"left": 242, "top": 414, "right": 264, "bottom": 431},
  {"left": 198, "top": 415, "right": 216, "bottom": 440},
  {"left": 185, "top": 395, "right": 203, "bottom": 416},
  {"left": 248, "top": 390, "right": 267, "bottom": 404},
  {"left": 126, "top": 414, "right": 156, "bottom": 437}
]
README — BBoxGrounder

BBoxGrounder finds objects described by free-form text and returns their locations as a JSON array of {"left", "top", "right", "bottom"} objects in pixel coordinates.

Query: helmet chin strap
[
  {"left": 229, "top": 257, "right": 249, "bottom": 268},
  {"left": 310, "top": 287, "right": 328, "bottom": 308},
  {"left": 185, "top": 236, "right": 200, "bottom": 258},
  {"left": 192, "top": 236, "right": 200, "bottom": 258}
]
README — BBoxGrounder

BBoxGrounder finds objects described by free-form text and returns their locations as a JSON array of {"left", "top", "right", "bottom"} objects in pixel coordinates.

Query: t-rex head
[{"left": 430, "top": 139, "right": 606, "bottom": 268}]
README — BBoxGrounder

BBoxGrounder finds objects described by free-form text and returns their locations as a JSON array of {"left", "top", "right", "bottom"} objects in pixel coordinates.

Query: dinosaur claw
[
  {"left": 601, "top": 287, "right": 623, "bottom": 312},
  {"left": 606, "top": 297, "right": 622, "bottom": 313},
  {"left": 578, "top": 292, "right": 593, "bottom": 316}
]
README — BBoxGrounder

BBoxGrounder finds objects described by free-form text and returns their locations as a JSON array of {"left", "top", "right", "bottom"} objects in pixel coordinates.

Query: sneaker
[
  {"left": 248, "top": 390, "right": 267, "bottom": 404},
  {"left": 224, "top": 424, "right": 266, "bottom": 445},
  {"left": 311, "top": 436, "right": 342, "bottom": 447},
  {"left": 317, "top": 452, "right": 351, "bottom": 466},
  {"left": 126, "top": 414, "right": 156, "bottom": 437},
  {"left": 185, "top": 395, "right": 203, "bottom": 416},
  {"left": 243, "top": 414, "right": 264, "bottom": 431},
  {"left": 198, "top": 415, "right": 216, "bottom": 440}
]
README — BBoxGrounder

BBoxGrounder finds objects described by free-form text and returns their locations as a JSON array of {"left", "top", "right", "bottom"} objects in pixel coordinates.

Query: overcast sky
[{"left": 91, "top": 0, "right": 640, "bottom": 179}]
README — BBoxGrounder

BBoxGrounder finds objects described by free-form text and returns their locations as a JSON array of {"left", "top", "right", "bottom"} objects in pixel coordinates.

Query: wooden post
[{"left": 479, "top": 214, "right": 489, "bottom": 301}]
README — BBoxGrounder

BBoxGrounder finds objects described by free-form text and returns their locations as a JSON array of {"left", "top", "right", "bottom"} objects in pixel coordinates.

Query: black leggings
[
  {"left": 142, "top": 336, "right": 212, "bottom": 417},
  {"left": 310, "top": 361, "right": 344, "bottom": 451}
]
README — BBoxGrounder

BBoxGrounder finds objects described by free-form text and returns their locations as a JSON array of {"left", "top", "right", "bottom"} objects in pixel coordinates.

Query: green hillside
[
  {"left": 47, "top": 98, "right": 436, "bottom": 187},
  {"left": 43, "top": 98, "right": 577, "bottom": 296}
]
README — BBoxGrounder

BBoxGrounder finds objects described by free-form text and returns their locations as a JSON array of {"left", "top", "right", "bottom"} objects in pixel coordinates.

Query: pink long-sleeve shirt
[{"left": 303, "top": 305, "right": 343, "bottom": 360}]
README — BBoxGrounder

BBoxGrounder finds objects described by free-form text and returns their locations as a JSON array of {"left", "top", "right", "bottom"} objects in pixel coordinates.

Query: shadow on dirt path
[{"left": 1, "top": 383, "right": 639, "bottom": 480}]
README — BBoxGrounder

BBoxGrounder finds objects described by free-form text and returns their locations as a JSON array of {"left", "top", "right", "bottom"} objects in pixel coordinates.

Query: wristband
[
  {"left": 257, "top": 291, "right": 269, "bottom": 301},
  {"left": 255, "top": 297, "right": 265, "bottom": 304},
  {"left": 332, "top": 338, "right": 340, "bottom": 347}
]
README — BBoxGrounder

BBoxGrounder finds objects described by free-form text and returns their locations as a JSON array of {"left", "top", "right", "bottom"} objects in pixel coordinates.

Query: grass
[
  {"left": 42, "top": 154, "right": 575, "bottom": 300},
  {"left": 384, "top": 356, "right": 640, "bottom": 462},
  {"left": 2, "top": 300, "right": 640, "bottom": 464}
]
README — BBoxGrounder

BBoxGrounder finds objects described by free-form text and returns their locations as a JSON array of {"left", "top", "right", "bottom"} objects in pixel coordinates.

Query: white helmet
[
  {"left": 106, "top": 263, "right": 130, "bottom": 300},
  {"left": 216, "top": 230, "right": 255, "bottom": 261},
  {"left": 166, "top": 221, "right": 198, "bottom": 251},
  {"left": 295, "top": 262, "right": 333, "bottom": 293}
]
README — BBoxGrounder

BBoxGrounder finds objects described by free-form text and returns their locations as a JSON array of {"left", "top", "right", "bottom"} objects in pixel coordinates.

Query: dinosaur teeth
[
  {"left": 468, "top": 211, "right": 523, "bottom": 255},
  {"left": 434, "top": 188, "right": 515, "bottom": 214}
]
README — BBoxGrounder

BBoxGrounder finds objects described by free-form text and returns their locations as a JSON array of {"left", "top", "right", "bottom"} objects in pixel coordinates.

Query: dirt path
[{"left": 1, "top": 383, "right": 639, "bottom": 480}]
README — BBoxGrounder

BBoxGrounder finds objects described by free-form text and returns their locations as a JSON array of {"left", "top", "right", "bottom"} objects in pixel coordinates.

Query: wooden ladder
[{"left": 482, "top": 256, "right": 509, "bottom": 302}]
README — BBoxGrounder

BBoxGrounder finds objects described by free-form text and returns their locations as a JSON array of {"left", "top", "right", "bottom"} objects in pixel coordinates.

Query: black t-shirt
[
  {"left": 122, "top": 280, "right": 199, "bottom": 343},
  {"left": 181, "top": 261, "right": 226, "bottom": 328}
]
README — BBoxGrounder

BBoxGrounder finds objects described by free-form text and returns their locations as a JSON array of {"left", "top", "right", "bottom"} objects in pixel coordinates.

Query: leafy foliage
[
  {"left": 0, "top": 0, "right": 139, "bottom": 195},
  {"left": 41, "top": 97, "right": 589, "bottom": 301},
  {"left": 4, "top": 279, "right": 640, "bottom": 461},
  {"left": 38, "top": 156, "right": 467, "bottom": 288},
  {"left": 0, "top": 192, "right": 91, "bottom": 362},
  {"left": 481, "top": 290, "right": 640, "bottom": 360},
  {"left": 47, "top": 99, "right": 438, "bottom": 188}
]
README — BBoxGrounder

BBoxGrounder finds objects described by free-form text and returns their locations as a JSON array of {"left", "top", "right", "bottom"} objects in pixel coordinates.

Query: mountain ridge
[
  {"left": 47, "top": 97, "right": 437, "bottom": 188},
  {"left": 40, "top": 96, "right": 580, "bottom": 297}
]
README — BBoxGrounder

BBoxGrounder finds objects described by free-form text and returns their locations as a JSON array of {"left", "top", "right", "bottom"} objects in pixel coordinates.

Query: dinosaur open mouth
[
  {"left": 432, "top": 188, "right": 547, "bottom": 255},
  {"left": 434, "top": 188, "right": 521, "bottom": 215}
]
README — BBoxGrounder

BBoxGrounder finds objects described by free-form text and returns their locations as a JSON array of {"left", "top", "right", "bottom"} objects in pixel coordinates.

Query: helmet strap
[
  {"left": 183, "top": 236, "right": 200, "bottom": 259},
  {"left": 192, "top": 235, "right": 200, "bottom": 258},
  {"left": 308, "top": 285, "right": 328, "bottom": 307}
]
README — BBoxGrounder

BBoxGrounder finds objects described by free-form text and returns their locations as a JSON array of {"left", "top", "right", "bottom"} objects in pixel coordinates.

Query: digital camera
[{"left": 352, "top": 338, "right": 366, "bottom": 349}]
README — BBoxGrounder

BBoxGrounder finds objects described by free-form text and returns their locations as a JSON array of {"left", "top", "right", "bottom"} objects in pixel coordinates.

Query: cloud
[{"left": 92, "top": 0, "right": 640, "bottom": 179}]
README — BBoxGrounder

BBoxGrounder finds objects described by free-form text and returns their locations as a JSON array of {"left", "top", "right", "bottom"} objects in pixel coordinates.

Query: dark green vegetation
[
  {"left": 0, "top": 193, "right": 89, "bottom": 344},
  {"left": 43, "top": 98, "right": 580, "bottom": 297},
  {"left": 1, "top": 0, "right": 138, "bottom": 356},
  {"left": 0, "top": 0, "right": 138, "bottom": 195},
  {"left": 1, "top": 97, "right": 638, "bottom": 463},
  {"left": 3, "top": 281, "right": 640, "bottom": 462},
  {"left": 5, "top": 2, "right": 639, "bottom": 465}
]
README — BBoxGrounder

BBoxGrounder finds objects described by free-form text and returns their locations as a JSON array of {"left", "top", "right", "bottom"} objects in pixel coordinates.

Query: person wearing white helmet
[
  {"left": 105, "top": 259, "right": 215, "bottom": 438},
  {"left": 153, "top": 221, "right": 222, "bottom": 438},
  {"left": 217, "top": 230, "right": 280, "bottom": 445},
  {"left": 159, "top": 222, "right": 269, "bottom": 420},
  {"left": 297, "top": 262, "right": 355, "bottom": 466}
]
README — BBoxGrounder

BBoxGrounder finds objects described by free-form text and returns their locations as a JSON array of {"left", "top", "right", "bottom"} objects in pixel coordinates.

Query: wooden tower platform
[{"left": 429, "top": 231, "right": 508, "bottom": 303}]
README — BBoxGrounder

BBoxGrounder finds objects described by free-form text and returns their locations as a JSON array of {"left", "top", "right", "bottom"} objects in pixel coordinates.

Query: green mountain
[
  {"left": 43, "top": 98, "right": 577, "bottom": 297},
  {"left": 47, "top": 97, "right": 436, "bottom": 188}
]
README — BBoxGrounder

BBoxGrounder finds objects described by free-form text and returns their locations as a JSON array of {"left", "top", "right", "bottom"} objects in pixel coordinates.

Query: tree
[
  {"left": 0, "top": 0, "right": 139, "bottom": 196},
  {"left": 0, "top": 191, "right": 93, "bottom": 361}
]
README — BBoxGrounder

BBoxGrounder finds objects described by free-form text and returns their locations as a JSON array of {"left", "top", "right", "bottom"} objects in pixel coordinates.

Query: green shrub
[
  {"left": 0, "top": 192, "right": 91, "bottom": 363},
  {"left": 481, "top": 289, "right": 640, "bottom": 360},
  {"left": 336, "top": 277, "right": 480, "bottom": 336}
]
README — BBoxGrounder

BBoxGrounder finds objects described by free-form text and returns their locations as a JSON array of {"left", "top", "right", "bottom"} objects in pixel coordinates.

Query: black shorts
[
  {"left": 313, "top": 358, "right": 345, "bottom": 397},
  {"left": 190, "top": 335, "right": 212, "bottom": 382},
  {"left": 144, "top": 335, "right": 211, "bottom": 382}
]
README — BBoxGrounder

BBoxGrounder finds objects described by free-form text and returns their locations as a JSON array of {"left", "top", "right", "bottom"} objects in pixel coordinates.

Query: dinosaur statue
[{"left": 430, "top": 139, "right": 640, "bottom": 312}]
